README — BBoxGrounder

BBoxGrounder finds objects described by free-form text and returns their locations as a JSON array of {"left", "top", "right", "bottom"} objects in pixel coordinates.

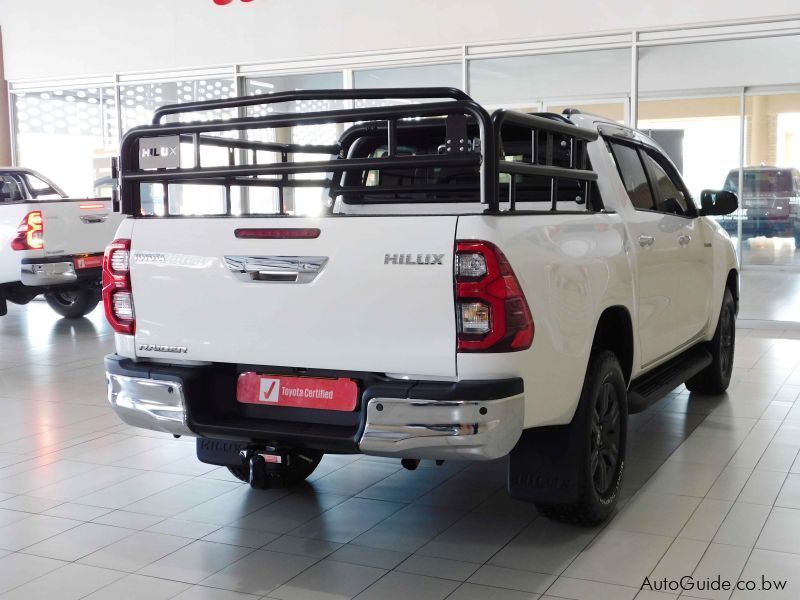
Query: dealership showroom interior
[{"left": 7, "top": 1, "right": 800, "bottom": 599}]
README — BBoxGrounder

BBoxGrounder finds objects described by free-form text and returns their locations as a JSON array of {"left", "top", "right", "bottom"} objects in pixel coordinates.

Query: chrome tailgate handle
[
  {"left": 224, "top": 256, "right": 327, "bottom": 284},
  {"left": 80, "top": 214, "right": 109, "bottom": 224}
]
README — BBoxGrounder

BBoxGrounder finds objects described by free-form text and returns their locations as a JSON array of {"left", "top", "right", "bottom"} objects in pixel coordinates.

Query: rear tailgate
[
  {"left": 131, "top": 216, "right": 458, "bottom": 377},
  {"left": 41, "top": 199, "right": 124, "bottom": 258}
]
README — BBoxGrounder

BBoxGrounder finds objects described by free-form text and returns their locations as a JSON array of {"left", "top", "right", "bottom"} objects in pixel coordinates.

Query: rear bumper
[
  {"left": 21, "top": 261, "right": 76, "bottom": 286},
  {"left": 20, "top": 255, "right": 102, "bottom": 287},
  {"left": 104, "top": 354, "right": 524, "bottom": 461}
]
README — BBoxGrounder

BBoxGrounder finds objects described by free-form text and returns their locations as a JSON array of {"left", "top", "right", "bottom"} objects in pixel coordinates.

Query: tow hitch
[{"left": 240, "top": 449, "right": 289, "bottom": 489}]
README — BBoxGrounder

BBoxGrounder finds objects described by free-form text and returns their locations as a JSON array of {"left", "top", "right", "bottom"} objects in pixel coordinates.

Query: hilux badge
[{"left": 384, "top": 253, "right": 445, "bottom": 265}]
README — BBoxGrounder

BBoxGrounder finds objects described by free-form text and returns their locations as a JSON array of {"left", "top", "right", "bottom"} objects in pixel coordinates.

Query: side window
[
  {"left": 23, "top": 174, "right": 63, "bottom": 199},
  {"left": 607, "top": 141, "right": 655, "bottom": 211},
  {"left": 641, "top": 151, "right": 692, "bottom": 217},
  {"left": 0, "top": 176, "right": 25, "bottom": 202}
]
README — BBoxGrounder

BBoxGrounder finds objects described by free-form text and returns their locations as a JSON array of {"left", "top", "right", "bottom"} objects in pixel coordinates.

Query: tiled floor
[{"left": 2, "top": 299, "right": 800, "bottom": 599}]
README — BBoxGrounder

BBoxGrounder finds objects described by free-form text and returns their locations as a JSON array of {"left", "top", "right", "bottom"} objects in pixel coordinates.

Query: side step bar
[{"left": 628, "top": 345, "right": 712, "bottom": 413}]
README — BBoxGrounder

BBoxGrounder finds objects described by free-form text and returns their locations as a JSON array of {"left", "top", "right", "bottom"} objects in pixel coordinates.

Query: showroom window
[
  {"left": 119, "top": 78, "right": 237, "bottom": 132},
  {"left": 353, "top": 63, "right": 463, "bottom": 107},
  {"left": 468, "top": 49, "right": 630, "bottom": 121},
  {"left": 243, "top": 72, "right": 344, "bottom": 216},
  {"left": 13, "top": 86, "right": 118, "bottom": 198}
]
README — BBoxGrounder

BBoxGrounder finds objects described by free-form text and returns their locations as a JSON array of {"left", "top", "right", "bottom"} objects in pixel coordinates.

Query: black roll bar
[{"left": 151, "top": 87, "right": 473, "bottom": 124}]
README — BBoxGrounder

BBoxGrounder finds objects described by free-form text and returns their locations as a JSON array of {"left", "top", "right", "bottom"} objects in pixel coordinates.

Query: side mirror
[{"left": 700, "top": 189, "right": 738, "bottom": 216}]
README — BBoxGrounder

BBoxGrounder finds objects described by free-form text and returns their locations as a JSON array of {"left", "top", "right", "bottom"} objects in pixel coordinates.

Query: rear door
[{"left": 130, "top": 216, "right": 459, "bottom": 378}]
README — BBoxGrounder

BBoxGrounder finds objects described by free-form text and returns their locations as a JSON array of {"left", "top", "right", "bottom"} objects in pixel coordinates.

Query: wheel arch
[{"left": 591, "top": 305, "right": 634, "bottom": 385}]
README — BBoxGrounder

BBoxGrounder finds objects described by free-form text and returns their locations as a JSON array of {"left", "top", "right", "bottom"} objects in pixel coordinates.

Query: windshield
[{"left": 724, "top": 170, "right": 794, "bottom": 196}]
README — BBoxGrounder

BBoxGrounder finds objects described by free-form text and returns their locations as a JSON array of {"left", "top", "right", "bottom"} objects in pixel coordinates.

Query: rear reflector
[
  {"left": 80, "top": 203, "right": 106, "bottom": 210},
  {"left": 235, "top": 228, "right": 321, "bottom": 240}
]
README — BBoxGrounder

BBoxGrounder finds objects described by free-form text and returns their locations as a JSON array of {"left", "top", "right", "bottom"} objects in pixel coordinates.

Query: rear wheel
[
  {"left": 685, "top": 287, "right": 736, "bottom": 394},
  {"left": 44, "top": 289, "right": 100, "bottom": 319},
  {"left": 228, "top": 449, "right": 323, "bottom": 488},
  {"left": 535, "top": 351, "right": 627, "bottom": 526}
]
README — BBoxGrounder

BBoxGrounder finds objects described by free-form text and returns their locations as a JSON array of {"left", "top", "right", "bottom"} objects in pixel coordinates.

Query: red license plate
[
  {"left": 236, "top": 372, "right": 358, "bottom": 412},
  {"left": 73, "top": 255, "right": 104, "bottom": 270}
]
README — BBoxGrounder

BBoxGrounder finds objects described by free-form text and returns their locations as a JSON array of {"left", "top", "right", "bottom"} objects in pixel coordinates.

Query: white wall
[{"left": 0, "top": 0, "right": 798, "bottom": 81}]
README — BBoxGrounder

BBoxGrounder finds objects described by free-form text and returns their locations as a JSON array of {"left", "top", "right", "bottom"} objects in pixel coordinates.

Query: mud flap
[
  {"left": 0, "top": 291, "right": 6, "bottom": 317},
  {"left": 507, "top": 421, "right": 586, "bottom": 505}
]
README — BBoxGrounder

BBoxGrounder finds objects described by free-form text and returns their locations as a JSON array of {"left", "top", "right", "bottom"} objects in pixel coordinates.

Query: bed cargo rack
[{"left": 117, "top": 88, "right": 600, "bottom": 216}]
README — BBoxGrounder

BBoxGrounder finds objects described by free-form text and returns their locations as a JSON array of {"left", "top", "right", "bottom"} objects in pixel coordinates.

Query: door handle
[
  {"left": 638, "top": 235, "right": 655, "bottom": 247},
  {"left": 678, "top": 234, "right": 691, "bottom": 246}
]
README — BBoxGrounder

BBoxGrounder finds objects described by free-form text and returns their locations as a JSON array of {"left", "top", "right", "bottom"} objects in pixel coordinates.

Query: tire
[
  {"left": 45, "top": 289, "right": 100, "bottom": 319},
  {"left": 535, "top": 350, "right": 627, "bottom": 526},
  {"left": 228, "top": 449, "right": 323, "bottom": 487},
  {"left": 685, "top": 287, "right": 736, "bottom": 394}
]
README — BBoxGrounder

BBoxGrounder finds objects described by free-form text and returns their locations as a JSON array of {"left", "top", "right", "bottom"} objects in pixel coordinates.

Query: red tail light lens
[
  {"left": 103, "top": 239, "right": 135, "bottom": 334},
  {"left": 455, "top": 241, "right": 534, "bottom": 352},
  {"left": 11, "top": 211, "right": 44, "bottom": 251}
]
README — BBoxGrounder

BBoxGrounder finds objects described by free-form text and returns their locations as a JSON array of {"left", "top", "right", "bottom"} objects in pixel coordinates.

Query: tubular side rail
[
  {"left": 178, "top": 133, "right": 338, "bottom": 156},
  {"left": 152, "top": 87, "right": 473, "bottom": 125},
  {"left": 123, "top": 154, "right": 482, "bottom": 183}
]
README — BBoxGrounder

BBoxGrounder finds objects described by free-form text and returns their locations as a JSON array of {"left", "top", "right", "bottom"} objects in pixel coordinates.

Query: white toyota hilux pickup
[
  {"left": 0, "top": 167, "right": 124, "bottom": 318},
  {"left": 104, "top": 89, "right": 738, "bottom": 524}
]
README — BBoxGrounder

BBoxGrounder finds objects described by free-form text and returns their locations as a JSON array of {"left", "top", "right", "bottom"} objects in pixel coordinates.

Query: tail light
[
  {"left": 455, "top": 241, "right": 534, "bottom": 352},
  {"left": 103, "top": 239, "right": 135, "bottom": 334},
  {"left": 11, "top": 211, "right": 44, "bottom": 251}
]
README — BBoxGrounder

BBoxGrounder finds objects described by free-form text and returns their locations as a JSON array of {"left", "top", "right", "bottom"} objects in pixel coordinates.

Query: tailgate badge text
[{"left": 384, "top": 253, "right": 445, "bottom": 265}]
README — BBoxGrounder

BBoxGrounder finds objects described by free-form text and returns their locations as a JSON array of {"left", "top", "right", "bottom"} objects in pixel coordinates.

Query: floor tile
[
  {"left": 271, "top": 559, "right": 386, "bottom": 600},
  {"left": 327, "top": 544, "right": 409, "bottom": 569},
  {"left": 199, "top": 549, "right": 316, "bottom": 595},
  {"left": 355, "top": 571, "right": 460, "bottom": 600},
  {"left": 0, "top": 552, "right": 65, "bottom": 595},
  {"left": 611, "top": 491, "right": 700, "bottom": 536},
  {"left": 712, "top": 502, "right": 771, "bottom": 547},
  {"left": 139, "top": 539, "right": 253, "bottom": 584},
  {"left": 0, "top": 562, "right": 124, "bottom": 600},
  {"left": 756, "top": 506, "right": 800, "bottom": 554},
  {"left": 732, "top": 548, "right": 798, "bottom": 599},
  {"left": 489, "top": 517, "right": 598, "bottom": 575},
  {"left": 0, "top": 514, "right": 80, "bottom": 551},
  {"left": 467, "top": 564, "right": 555, "bottom": 594},
  {"left": 79, "top": 530, "right": 191, "bottom": 572},
  {"left": 81, "top": 573, "right": 190, "bottom": 600},
  {"left": 448, "top": 583, "right": 540, "bottom": 600},
  {"left": 396, "top": 554, "right": 481, "bottom": 581},
  {"left": 20, "top": 521, "right": 134, "bottom": 561},
  {"left": 564, "top": 529, "right": 673, "bottom": 587},
  {"left": 684, "top": 543, "right": 750, "bottom": 600}
]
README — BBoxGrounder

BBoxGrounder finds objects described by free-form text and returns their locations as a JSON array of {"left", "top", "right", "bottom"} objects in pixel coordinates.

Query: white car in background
[
  {"left": 0, "top": 167, "right": 124, "bottom": 318},
  {"left": 103, "top": 89, "right": 739, "bottom": 525}
]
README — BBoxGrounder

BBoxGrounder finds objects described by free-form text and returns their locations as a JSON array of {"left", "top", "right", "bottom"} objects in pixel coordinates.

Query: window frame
[
  {"left": 639, "top": 147, "right": 697, "bottom": 218},
  {"left": 606, "top": 138, "right": 656, "bottom": 212}
]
